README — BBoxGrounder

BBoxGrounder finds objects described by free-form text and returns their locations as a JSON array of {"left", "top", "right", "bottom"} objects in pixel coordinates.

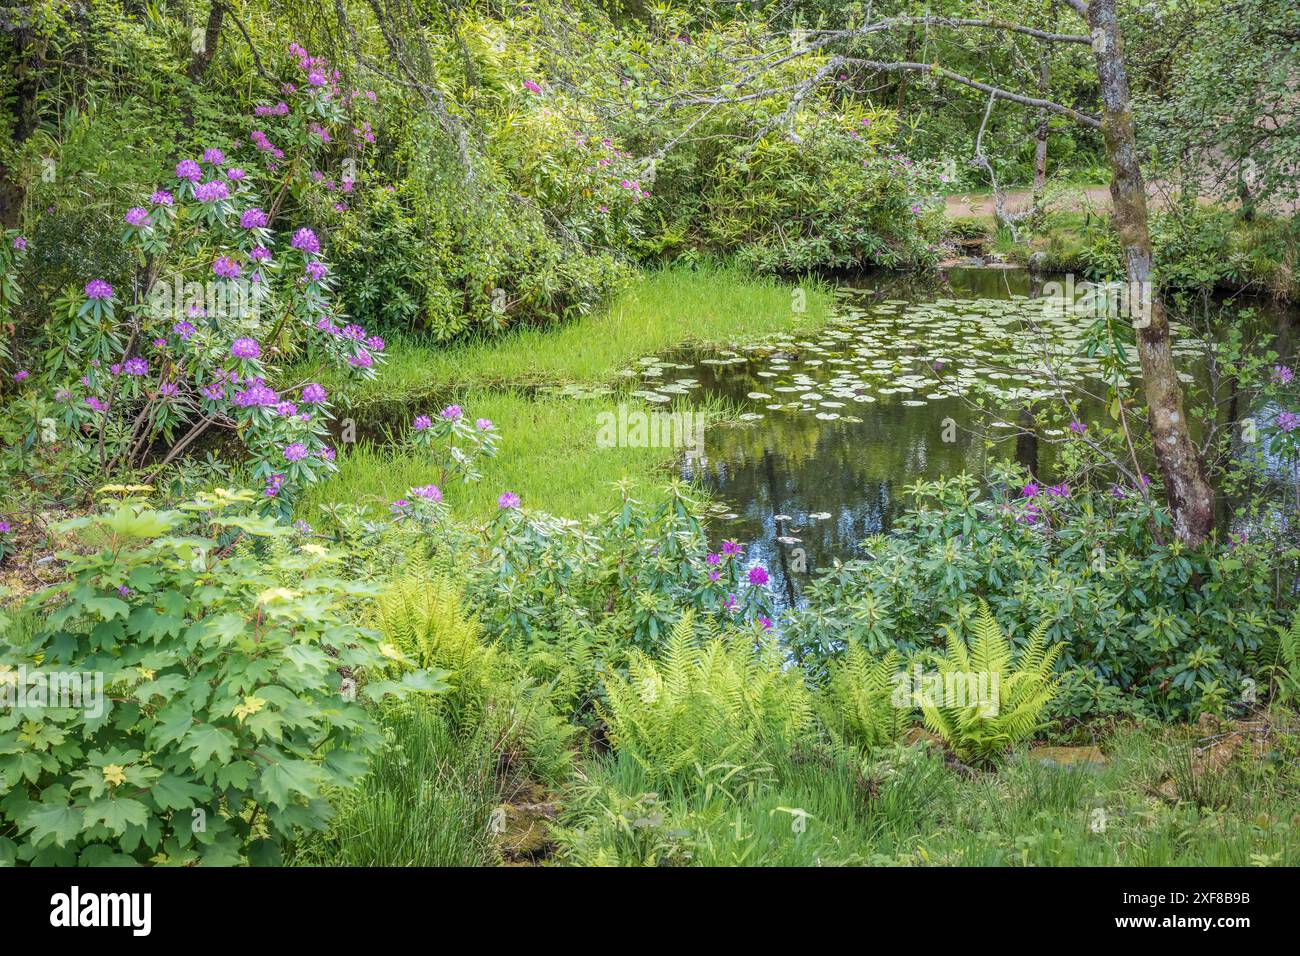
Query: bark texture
[{"left": 1087, "top": 0, "right": 1214, "bottom": 545}]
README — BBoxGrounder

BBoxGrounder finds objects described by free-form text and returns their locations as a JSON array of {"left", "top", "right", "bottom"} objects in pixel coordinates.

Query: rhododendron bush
[{"left": 10, "top": 44, "right": 386, "bottom": 512}]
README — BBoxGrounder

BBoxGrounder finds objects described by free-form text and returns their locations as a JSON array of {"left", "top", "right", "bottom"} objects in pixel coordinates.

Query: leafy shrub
[
  {"left": 9, "top": 42, "right": 386, "bottom": 509},
  {"left": 0, "top": 488, "right": 444, "bottom": 865},
  {"left": 918, "top": 603, "right": 1063, "bottom": 764},
  {"left": 346, "top": 480, "right": 777, "bottom": 653},
  {"left": 785, "top": 471, "right": 1281, "bottom": 720},
  {"left": 597, "top": 611, "right": 812, "bottom": 781},
  {"left": 701, "top": 112, "right": 942, "bottom": 273}
]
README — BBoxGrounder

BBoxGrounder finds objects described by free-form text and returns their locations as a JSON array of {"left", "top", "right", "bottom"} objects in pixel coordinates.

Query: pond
[{"left": 627, "top": 268, "right": 1299, "bottom": 608}]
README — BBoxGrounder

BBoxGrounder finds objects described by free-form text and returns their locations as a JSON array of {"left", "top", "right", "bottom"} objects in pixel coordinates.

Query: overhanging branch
[{"left": 839, "top": 58, "right": 1102, "bottom": 129}]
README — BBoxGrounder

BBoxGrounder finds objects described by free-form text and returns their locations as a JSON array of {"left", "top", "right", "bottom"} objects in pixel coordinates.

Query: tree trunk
[
  {"left": 187, "top": 2, "right": 224, "bottom": 82},
  {"left": 1086, "top": 0, "right": 1214, "bottom": 545},
  {"left": 0, "top": 25, "right": 43, "bottom": 228},
  {"left": 894, "top": 29, "right": 918, "bottom": 114},
  {"left": 1031, "top": 44, "right": 1051, "bottom": 228}
]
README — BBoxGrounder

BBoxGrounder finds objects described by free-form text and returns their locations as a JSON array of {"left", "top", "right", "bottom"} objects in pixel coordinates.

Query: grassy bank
[
  {"left": 304, "top": 263, "right": 834, "bottom": 407},
  {"left": 301, "top": 265, "right": 833, "bottom": 521},
  {"left": 300, "top": 390, "right": 682, "bottom": 522}
]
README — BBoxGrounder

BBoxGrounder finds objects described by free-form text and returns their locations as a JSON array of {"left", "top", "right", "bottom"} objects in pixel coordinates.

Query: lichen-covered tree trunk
[
  {"left": 1031, "top": 44, "right": 1052, "bottom": 228},
  {"left": 1086, "top": 0, "right": 1214, "bottom": 545}
]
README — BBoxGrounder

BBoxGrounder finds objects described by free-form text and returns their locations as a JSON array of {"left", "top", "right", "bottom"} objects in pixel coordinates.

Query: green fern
[
  {"left": 376, "top": 576, "right": 497, "bottom": 722},
  {"left": 375, "top": 576, "right": 576, "bottom": 784},
  {"left": 821, "top": 644, "right": 911, "bottom": 749},
  {"left": 920, "top": 602, "right": 1063, "bottom": 764},
  {"left": 1274, "top": 611, "right": 1300, "bottom": 704},
  {"left": 597, "top": 610, "right": 812, "bottom": 782}
]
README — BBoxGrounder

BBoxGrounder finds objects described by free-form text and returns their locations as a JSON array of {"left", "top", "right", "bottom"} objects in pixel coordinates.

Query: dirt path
[
  {"left": 943, "top": 185, "right": 1112, "bottom": 221},
  {"left": 945, "top": 182, "right": 1299, "bottom": 222}
]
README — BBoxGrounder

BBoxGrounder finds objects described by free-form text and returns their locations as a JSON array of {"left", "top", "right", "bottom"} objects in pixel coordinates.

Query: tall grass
[
  {"left": 301, "top": 391, "right": 739, "bottom": 522},
  {"left": 291, "top": 703, "right": 500, "bottom": 867},
  {"left": 300, "top": 264, "right": 834, "bottom": 407},
  {"left": 552, "top": 720, "right": 1300, "bottom": 866}
]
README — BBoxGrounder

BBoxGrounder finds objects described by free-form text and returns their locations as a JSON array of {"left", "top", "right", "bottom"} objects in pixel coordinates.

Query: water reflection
[{"left": 660, "top": 268, "right": 1296, "bottom": 608}]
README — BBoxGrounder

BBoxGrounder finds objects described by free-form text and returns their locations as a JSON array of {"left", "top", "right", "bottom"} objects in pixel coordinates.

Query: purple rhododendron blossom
[
  {"left": 194, "top": 180, "right": 230, "bottom": 203},
  {"left": 412, "top": 484, "right": 443, "bottom": 502},
  {"left": 497, "top": 491, "right": 520, "bottom": 509},
  {"left": 234, "top": 383, "right": 278, "bottom": 407},
  {"left": 231, "top": 337, "right": 261, "bottom": 359},
  {"left": 85, "top": 279, "right": 113, "bottom": 300},
  {"left": 291, "top": 228, "right": 321, "bottom": 254},
  {"left": 213, "top": 256, "right": 241, "bottom": 279}
]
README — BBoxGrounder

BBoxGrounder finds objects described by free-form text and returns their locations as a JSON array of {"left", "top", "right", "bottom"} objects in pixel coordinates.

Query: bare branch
[
  {"left": 806, "top": 16, "right": 1092, "bottom": 45},
  {"left": 839, "top": 58, "right": 1102, "bottom": 129},
  {"left": 220, "top": 2, "right": 273, "bottom": 84}
]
